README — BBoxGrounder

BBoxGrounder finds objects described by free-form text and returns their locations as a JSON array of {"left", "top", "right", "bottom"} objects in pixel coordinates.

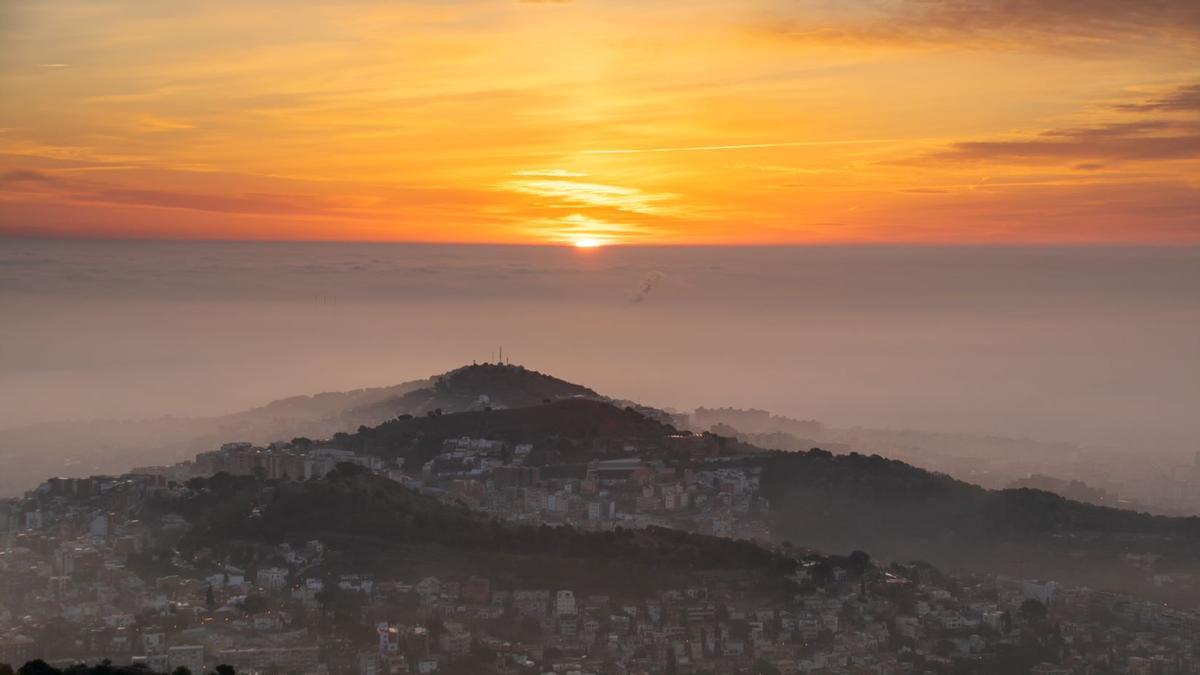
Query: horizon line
[{"left": 2, "top": 233, "right": 1198, "bottom": 250}]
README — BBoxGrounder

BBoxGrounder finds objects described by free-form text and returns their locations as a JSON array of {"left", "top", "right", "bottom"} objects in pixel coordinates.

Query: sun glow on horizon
[{"left": 0, "top": 1, "right": 1196, "bottom": 244}]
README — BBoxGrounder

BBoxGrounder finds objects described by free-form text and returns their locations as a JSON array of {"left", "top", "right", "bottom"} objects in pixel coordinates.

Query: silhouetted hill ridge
[
  {"left": 333, "top": 398, "right": 680, "bottom": 471},
  {"left": 759, "top": 449, "right": 1200, "bottom": 597},
  {"left": 347, "top": 363, "right": 603, "bottom": 420},
  {"left": 164, "top": 466, "right": 797, "bottom": 593}
]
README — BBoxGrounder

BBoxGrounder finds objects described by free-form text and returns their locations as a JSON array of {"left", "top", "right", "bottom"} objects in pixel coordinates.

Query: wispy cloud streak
[{"left": 582, "top": 139, "right": 894, "bottom": 155}]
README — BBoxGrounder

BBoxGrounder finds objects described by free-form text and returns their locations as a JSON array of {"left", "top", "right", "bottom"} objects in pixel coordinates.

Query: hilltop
[{"left": 404, "top": 362, "right": 601, "bottom": 411}]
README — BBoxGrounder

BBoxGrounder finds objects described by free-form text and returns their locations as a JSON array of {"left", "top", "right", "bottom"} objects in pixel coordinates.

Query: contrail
[{"left": 583, "top": 138, "right": 892, "bottom": 155}]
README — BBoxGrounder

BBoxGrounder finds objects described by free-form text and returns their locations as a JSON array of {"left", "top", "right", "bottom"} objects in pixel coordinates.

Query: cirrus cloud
[
  {"left": 934, "top": 120, "right": 1200, "bottom": 163},
  {"left": 766, "top": 0, "right": 1200, "bottom": 51}
]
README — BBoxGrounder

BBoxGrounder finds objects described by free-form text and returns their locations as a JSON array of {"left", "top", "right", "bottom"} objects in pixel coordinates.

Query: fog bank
[{"left": 2, "top": 239, "right": 1197, "bottom": 455}]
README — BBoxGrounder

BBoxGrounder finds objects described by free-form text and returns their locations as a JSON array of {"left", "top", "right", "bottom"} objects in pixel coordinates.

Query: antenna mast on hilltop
[{"left": 489, "top": 345, "right": 512, "bottom": 365}]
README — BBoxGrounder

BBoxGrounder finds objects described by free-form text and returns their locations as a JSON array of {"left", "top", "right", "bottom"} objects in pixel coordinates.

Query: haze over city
[{"left": 2, "top": 2, "right": 1200, "bottom": 674}]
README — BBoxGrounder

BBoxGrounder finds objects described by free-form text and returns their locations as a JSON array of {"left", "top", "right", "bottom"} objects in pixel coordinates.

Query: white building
[
  {"left": 1022, "top": 580, "right": 1058, "bottom": 605},
  {"left": 257, "top": 567, "right": 288, "bottom": 591},
  {"left": 555, "top": 590, "right": 576, "bottom": 616}
]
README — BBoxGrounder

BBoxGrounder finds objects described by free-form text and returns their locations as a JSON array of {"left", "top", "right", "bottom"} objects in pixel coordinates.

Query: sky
[{"left": 1, "top": 0, "right": 1198, "bottom": 245}]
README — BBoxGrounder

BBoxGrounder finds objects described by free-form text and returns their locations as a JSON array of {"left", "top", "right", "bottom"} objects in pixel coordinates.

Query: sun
[{"left": 572, "top": 238, "right": 604, "bottom": 249}]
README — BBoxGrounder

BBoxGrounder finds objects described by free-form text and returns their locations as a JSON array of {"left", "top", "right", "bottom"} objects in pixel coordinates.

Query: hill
[
  {"left": 760, "top": 449, "right": 1200, "bottom": 600},
  {"left": 17, "top": 361, "right": 1200, "bottom": 603},
  {"left": 302, "top": 395, "right": 1200, "bottom": 601},
  {"left": 386, "top": 362, "right": 602, "bottom": 414},
  {"left": 315, "top": 399, "right": 1200, "bottom": 601},
  {"left": 161, "top": 466, "right": 797, "bottom": 595},
  {"left": 300, "top": 397, "right": 1200, "bottom": 600},
  {"left": 335, "top": 397, "right": 689, "bottom": 471}
]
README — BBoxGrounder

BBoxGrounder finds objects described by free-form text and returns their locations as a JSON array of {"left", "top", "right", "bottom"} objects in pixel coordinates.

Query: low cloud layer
[{"left": 2, "top": 241, "right": 1198, "bottom": 459}]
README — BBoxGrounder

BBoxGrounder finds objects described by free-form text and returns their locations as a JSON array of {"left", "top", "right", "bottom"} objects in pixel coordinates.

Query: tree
[
  {"left": 213, "top": 666, "right": 236, "bottom": 675},
  {"left": 809, "top": 560, "right": 834, "bottom": 586},
  {"left": 17, "top": 662, "right": 59, "bottom": 675},
  {"left": 172, "top": 669, "right": 193, "bottom": 675},
  {"left": 847, "top": 550, "right": 871, "bottom": 576},
  {"left": 0, "top": 664, "right": 14, "bottom": 675},
  {"left": 1019, "top": 598, "right": 1048, "bottom": 623},
  {"left": 237, "top": 594, "right": 270, "bottom": 615}
]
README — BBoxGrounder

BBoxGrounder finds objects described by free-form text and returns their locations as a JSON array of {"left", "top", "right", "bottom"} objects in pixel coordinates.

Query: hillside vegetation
[
  {"left": 338, "top": 398, "right": 681, "bottom": 470},
  {"left": 161, "top": 466, "right": 796, "bottom": 595},
  {"left": 761, "top": 449, "right": 1200, "bottom": 599}
]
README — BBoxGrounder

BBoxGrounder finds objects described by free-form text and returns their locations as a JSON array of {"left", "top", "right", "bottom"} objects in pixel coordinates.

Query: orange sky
[{"left": 1, "top": 0, "right": 1197, "bottom": 245}]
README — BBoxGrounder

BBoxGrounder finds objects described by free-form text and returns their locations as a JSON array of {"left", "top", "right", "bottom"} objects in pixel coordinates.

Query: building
[
  {"left": 216, "top": 646, "right": 320, "bottom": 673},
  {"left": 257, "top": 566, "right": 288, "bottom": 591},
  {"left": 167, "top": 645, "right": 205, "bottom": 674},
  {"left": 556, "top": 590, "right": 576, "bottom": 616}
]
